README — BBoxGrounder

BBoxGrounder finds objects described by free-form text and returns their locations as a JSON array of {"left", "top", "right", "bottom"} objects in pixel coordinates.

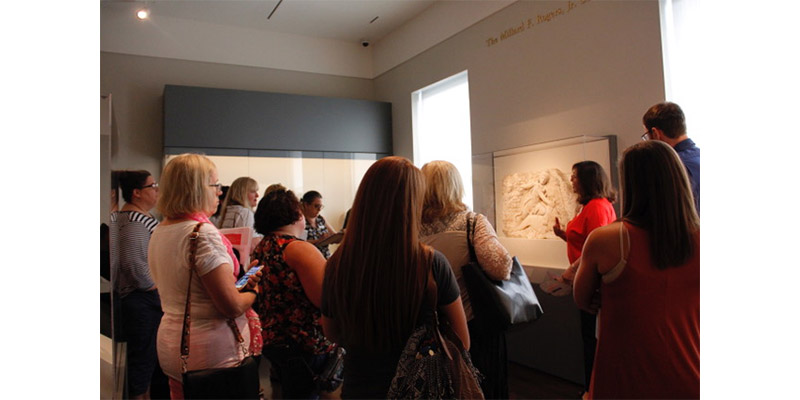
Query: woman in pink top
[
  {"left": 148, "top": 154, "right": 263, "bottom": 399},
  {"left": 552, "top": 160, "right": 616, "bottom": 393},
  {"left": 574, "top": 141, "right": 700, "bottom": 399}
]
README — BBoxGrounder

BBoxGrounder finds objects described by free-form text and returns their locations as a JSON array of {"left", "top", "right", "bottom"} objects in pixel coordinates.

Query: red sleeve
[{"left": 582, "top": 199, "right": 617, "bottom": 235}]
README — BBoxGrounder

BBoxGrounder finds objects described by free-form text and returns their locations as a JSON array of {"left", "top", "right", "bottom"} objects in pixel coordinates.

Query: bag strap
[
  {"left": 180, "top": 222, "right": 246, "bottom": 374},
  {"left": 466, "top": 212, "right": 477, "bottom": 263},
  {"left": 423, "top": 264, "right": 454, "bottom": 361}
]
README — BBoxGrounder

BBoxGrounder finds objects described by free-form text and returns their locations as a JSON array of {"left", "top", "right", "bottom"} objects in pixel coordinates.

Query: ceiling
[{"left": 101, "top": 0, "right": 440, "bottom": 44}]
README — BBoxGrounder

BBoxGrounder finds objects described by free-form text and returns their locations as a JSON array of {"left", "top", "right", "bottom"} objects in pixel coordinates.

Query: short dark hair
[
  {"left": 573, "top": 161, "right": 615, "bottom": 205},
  {"left": 254, "top": 189, "right": 302, "bottom": 234},
  {"left": 118, "top": 170, "right": 151, "bottom": 203},
  {"left": 643, "top": 102, "right": 686, "bottom": 139},
  {"left": 301, "top": 190, "right": 322, "bottom": 204}
]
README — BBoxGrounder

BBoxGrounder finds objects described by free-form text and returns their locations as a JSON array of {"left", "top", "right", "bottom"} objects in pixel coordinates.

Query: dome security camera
[{"left": 361, "top": 41, "right": 370, "bottom": 48}]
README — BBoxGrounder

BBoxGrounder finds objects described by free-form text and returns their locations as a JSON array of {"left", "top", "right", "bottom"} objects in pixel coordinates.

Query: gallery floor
[{"left": 101, "top": 276, "right": 583, "bottom": 399}]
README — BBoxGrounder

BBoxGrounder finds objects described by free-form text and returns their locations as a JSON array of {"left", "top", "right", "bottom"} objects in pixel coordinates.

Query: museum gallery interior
[{"left": 96, "top": 1, "right": 792, "bottom": 399}]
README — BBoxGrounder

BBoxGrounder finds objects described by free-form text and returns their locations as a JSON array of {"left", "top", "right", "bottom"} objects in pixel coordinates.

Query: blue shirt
[{"left": 674, "top": 138, "right": 700, "bottom": 215}]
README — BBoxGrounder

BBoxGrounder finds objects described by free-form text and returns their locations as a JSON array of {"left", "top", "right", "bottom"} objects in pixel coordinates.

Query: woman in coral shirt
[{"left": 553, "top": 160, "right": 616, "bottom": 394}]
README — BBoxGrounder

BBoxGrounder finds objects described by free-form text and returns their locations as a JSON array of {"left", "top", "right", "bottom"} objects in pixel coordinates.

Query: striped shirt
[{"left": 114, "top": 211, "right": 158, "bottom": 297}]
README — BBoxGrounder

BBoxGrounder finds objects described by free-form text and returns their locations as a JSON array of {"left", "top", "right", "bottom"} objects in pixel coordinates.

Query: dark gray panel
[{"left": 163, "top": 85, "right": 392, "bottom": 154}]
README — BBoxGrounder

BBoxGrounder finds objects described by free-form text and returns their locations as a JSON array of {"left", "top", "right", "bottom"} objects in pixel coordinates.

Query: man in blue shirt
[{"left": 642, "top": 102, "right": 700, "bottom": 215}]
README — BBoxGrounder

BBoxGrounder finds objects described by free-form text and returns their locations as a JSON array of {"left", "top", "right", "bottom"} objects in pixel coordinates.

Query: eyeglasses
[
  {"left": 314, "top": 204, "right": 324, "bottom": 210},
  {"left": 209, "top": 183, "right": 223, "bottom": 191},
  {"left": 641, "top": 129, "right": 651, "bottom": 141},
  {"left": 140, "top": 182, "right": 158, "bottom": 189}
]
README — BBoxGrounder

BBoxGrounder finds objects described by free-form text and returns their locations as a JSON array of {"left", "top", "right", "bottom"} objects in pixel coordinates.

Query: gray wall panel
[{"left": 164, "top": 85, "right": 392, "bottom": 154}]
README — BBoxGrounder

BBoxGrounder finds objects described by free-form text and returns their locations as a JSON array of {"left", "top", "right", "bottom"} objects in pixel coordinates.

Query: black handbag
[
  {"left": 387, "top": 267, "right": 484, "bottom": 400},
  {"left": 180, "top": 222, "right": 260, "bottom": 399},
  {"left": 461, "top": 214, "right": 543, "bottom": 330},
  {"left": 313, "top": 346, "right": 346, "bottom": 392}
]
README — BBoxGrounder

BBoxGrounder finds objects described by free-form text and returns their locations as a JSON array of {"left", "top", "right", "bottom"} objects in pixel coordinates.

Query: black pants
[
  {"left": 263, "top": 344, "right": 332, "bottom": 399},
  {"left": 468, "top": 318, "right": 509, "bottom": 400},
  {"left": 120, "top": 290, "right": 169, "bottom": 398},
  {"left": 580, "top": 310, "right": 597, "bottom": 392}
]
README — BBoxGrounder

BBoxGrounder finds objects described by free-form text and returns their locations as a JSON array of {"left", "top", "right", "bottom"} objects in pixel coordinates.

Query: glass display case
[
  {"left": 165, "top": 150, "right": 385, "bottom": 234},
  {"left": 473, "top": 135, "right": 617, "bottom": 269}
]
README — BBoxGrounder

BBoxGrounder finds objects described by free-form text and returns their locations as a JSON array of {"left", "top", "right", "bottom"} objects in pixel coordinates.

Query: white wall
[
  {"left": 376, "top": 0, "right": 665, "bottom": 159},
  {"left": 374, "top": 0, "right": 665, "bottom": 268}
]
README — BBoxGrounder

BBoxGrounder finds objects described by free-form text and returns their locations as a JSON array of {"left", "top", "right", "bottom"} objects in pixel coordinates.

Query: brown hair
[
  {"left": 117, "top": 170, "right": 151, "bottom": 203},
  {"left": 572, "top": 161, "right": 616, "bottom": 205},
  {"left": 642, "top": 102, "right": 686, "bottom": 139},
  {"left": 421, "top": 160, "right": 468, "bottom": 224},
  {"left": 620, "top": 141, "right": 699, "bottom": 269},
  {"left": 323, "top": 156, "right": 433, "bottom": 351},
  {"left": 254, "top": 189, "right": 302, "bottom": 234}
]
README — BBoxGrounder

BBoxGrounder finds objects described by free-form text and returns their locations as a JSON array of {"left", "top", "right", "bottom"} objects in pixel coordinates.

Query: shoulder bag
[
  {"left": 386, "top": 266, "right": 485, "bottom": 399},
  {"left": 180, "top": 222, "right": 260, "bottom": 399},
  {"left": 461, "top": 213, "right": 544, "bottom": 330}
]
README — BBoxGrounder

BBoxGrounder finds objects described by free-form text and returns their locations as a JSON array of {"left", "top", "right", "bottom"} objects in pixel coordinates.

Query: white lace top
[{"left": 420, "top": 210, "right": 512, "bottom": 320}]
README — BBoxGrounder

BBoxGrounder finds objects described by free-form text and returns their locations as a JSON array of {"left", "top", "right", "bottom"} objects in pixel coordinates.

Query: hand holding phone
[{"left": 235, "top": 265, "right": 264, "bottom": 290}]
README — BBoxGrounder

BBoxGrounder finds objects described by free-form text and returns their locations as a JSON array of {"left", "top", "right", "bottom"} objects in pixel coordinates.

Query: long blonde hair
[
  {"left": 218, "top": 177, "right": 258, "bottom": 226},
  {"left": 620, "top": 141, "right": 699, "bottom": 269},
  {"left": 157, "top": 154, "right": 217, "bottom": 219},
  {"left": 324, "top": 157, "right": 433, "bottom": 352},
  {"left": 421, "top": 160, "right": 468, "bottom": 224}
]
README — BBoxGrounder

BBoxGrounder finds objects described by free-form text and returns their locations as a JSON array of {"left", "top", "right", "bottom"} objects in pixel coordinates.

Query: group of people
[
  {"left": 110, "top": 101, "right": 699, "bottom": 400},
  {"left": 551, "top": 101, "right": 700, "bottom": 399}
]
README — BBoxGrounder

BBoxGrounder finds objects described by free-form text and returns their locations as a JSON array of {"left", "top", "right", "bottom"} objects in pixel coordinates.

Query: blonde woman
[
  {"left": 148, "top": 154, "right": 262, "bottom": 398},
  {"left": 419, "top": 160, "right": 512, "bottom": 399},
  {"left": 217, "top": 177, "right": 259, "bottom": 229}
]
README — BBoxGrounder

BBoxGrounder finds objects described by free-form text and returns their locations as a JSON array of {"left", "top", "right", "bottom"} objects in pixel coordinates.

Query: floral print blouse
[
  {"left": 252, "top": 233, "right": 335, "bottom": 355},
  {"left": 305, "top": 215, "right": 332, "bottom": 258}
]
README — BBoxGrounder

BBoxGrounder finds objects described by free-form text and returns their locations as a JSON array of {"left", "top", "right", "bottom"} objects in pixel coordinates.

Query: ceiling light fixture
[{"left": 136, "top": 9, "right": 149, "bottom": 20}]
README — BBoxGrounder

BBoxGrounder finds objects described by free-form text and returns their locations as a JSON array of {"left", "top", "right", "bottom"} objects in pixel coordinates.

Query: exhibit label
[{"left": 485, "top": 0, "right": 593, "bottom": 48}]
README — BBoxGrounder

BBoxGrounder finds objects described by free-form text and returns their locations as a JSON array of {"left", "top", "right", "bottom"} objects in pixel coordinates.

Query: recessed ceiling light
[{"left": 136, "top": 9, "right": 149, "bottom": 20}]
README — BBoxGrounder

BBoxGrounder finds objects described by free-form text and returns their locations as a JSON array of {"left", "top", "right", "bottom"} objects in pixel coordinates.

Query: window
[
  {"left": 411, "top": 71, "right": 473, "bottom": 208},
  {"left": 659, "top": 0, "right": 703, "bottom": 146}
]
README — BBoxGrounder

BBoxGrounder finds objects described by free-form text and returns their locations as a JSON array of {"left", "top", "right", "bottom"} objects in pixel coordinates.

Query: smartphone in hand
[{"left": 235, "top": 265, "right": 264, "bottom": 290}]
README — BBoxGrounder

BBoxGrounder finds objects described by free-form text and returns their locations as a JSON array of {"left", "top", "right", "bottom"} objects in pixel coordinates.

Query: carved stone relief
[{"left": 501, "top": 168, "right": 579, "bottom": 239}]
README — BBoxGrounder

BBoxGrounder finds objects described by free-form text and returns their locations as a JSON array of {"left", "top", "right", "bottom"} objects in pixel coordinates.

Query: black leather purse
[
  {"left": 461, "top": 214, "right": 544, "bottom": 330},
  {"left": 180, "top": 222, "right": 260, "bottom": 399}
]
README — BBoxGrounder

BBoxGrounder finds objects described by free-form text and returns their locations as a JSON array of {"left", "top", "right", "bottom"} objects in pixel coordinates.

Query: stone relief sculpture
[{"left": 501, "top": 168, "right": 580, "bottom": 239}]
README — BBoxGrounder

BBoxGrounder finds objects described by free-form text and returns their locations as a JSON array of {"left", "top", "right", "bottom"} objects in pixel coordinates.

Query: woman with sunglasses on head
[
  {"left": 574, "top": 141, "right": 699, "bottom": 399},
  {"left": 115, "top": 170, "right": 168, "bottom": 399},
  {"left": 148, "top": 154, "right": 262, "bottom": 398},
  {"left": 301, "top": 190, "right": 340, "bottom": 259}
]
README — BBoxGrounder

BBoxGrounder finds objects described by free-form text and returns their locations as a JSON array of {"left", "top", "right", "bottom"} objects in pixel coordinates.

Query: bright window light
[{"left": 412, "top": 71, "right": 473, "bottom": 209}]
